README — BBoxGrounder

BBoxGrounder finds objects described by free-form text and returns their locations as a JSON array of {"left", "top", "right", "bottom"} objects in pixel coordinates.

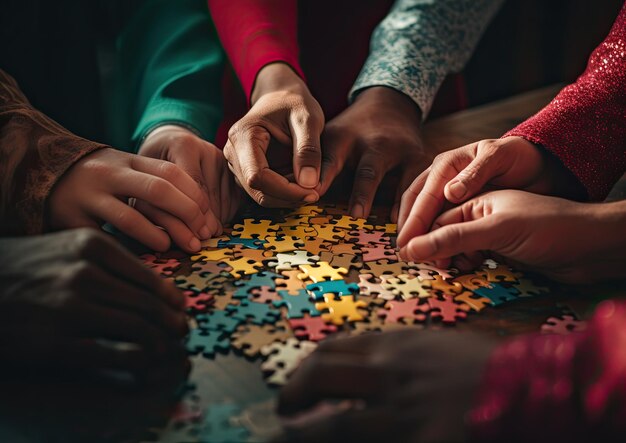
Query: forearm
[
  {"left": 350, "top": 0, "right": 504, "bottom": 119},
  {"left": 207, "top": 0, "right": 304, "bottom": 103},
  {"left": 0, "top": 70, "right": 105, "bottom": 235},
  {"left": 250, "top": 62, "right": 309, "bottom": 105},
  {"left": 469, "top": 298, "right": 626, "bottom": 442}
]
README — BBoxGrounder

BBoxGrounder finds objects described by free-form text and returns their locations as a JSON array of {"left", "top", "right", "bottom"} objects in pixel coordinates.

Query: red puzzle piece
[
  {"left": 427, "top": 295, "right": 469, "bottom": 324},
  {"left": 377, "top": 298, "right": 430, "bottom": 324},
  {"left": 288, "top": 316, "right": 338, "bottom": 342}
]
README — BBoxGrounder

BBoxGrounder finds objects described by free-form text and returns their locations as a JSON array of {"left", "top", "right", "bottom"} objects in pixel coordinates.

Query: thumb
[
  {"left": 400, "top": 217, "right": 502, "bottom": 262},
  {"left": 444, "top": 144, "right": 503, "bottom": 203},
  {"left": 289, "top": 110, "right": 323, "bottom": 189}
]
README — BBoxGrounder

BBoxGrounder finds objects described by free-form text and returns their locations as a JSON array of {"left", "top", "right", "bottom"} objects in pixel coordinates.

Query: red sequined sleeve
[
  {"left": 207, "top": 0, "right": 305, "bottom": 103},
  {"left": 504, "top": 3, "right": 626, "bottom": 201},
  {"left": 468, "top": 298, "right": 626, "bottom": 442}
]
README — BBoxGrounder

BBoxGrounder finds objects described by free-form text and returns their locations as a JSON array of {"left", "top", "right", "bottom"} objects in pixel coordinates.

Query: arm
[
  {"left": 112, "top": 0, "right": 226, "bottom": 151},
  {"left": 350, "top": 0, "right": 504, "bottom": 119},
  {"left": 504, "top": 3, "right": 626, "bottom": 201},
  {"left": 207, "top": 0, "right": 304, "bottom": 103},
  {"left": 469, "top": 298, "right": 626, "bottom": 442},
  {"left": 0, "top": 69, "right": 106, "bottom": 235}
]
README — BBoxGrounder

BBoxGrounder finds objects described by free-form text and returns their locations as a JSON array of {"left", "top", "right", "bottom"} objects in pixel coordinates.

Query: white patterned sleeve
[{"left": 350, "top": 0, "right": 504, "bottom": 119}]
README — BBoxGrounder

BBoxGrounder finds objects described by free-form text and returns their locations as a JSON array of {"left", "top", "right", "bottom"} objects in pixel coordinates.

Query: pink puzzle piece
[
  {"left": 377, "top": 298, "right": 430, "bottom": 324},
  {"left": 428, "top": 295, "right": 469, "bottom": 324},
  {"left": 361, "top": 244, "right": 398, "bottom": 262},
  {"left": 288, "top": 316, "right": 338, "bottom": 341}
]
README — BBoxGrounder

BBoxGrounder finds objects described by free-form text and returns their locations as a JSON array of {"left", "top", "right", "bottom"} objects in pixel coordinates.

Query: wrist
[
  {"left": 354, "top": 86, "right": 423, "bottom": 124},
  {"left": 250, "top": 62, "right": 308, "bottom": 105},
  {"left": 139, "top": 124, "right": 198, "bottom": 155}
]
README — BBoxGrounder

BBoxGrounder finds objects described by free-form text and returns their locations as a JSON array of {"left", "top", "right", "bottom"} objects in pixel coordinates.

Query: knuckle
[
  {"left": 355, "top": 164, "right": 379, "bottom": 183},
  {"left": 73, "top": 228, "right": 107, "bottom": 256},
  {"left": 157, "top": 161, "right": 182, "bottom": 182},
  {"left": 296, "top": 144, "right": 320, "bottom": 159},
  {"left": 245, "top": 170, "right": 263, "bottom": 190},
  {"left": 145, "top": 177, "right": 168, "bottom": 199}
]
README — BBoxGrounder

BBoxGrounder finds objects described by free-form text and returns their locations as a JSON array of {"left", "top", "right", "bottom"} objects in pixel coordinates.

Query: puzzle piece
[
  {"left": 200, "top": 235, "right": 229, "bottom": 248},
  {"left": 198, "top": 403, "right": 249, "bottom": 443},
  {"left": 273, "top": 289, "right": 321, "bottom": 318},
  {"left": 406, "top": 262, "right": 455, "bottom": 280},
  {"left": 364, "top": 259, "right": 408, "bottom": 278},
  {"left": 279, "top": 215, "right": 311, "bottom": 227},
  {"left": 332, "top": 215, "right": 372, "bottom": 230},
  {"left": 306, "top": 280, "right": 360, "bottom": 300},
  {"left": 230, "top": 322, "right": 291, "bottom": 358},
  {"left": 260, "top": 338, "right": 317, "bottom": 385},
  {"left": 308, "top": 215, "right": 333, "bottom": 225},
  {"left": 453, "top": 273, "right": 492, "bottom": 291},
  {"left": 217, "top": 236, "right": 267, "bottom": 249},
  {"left": 221, "top": 256, "right": 264, "bottom": 277},
  {"left": 298, "top": 262, "right": 348, "bottom": 283},
  {"left": 423, "top": 275, "right": 465, "bottom": 296},
  {"left": 361, "top": 244, "right": 398, "bottom": 262},
  {"left": 184, "top": 290, "right": 215, "bottom": 312},
  {"left": 249, "top": 285, "right": 282, "bottom": 303},
  {"left": 314, "top": 294, "right": 368, "bottom": 325},
  {"left": 230, "top": 244, "right": 274, "bottom": 263},
  {"left": 263, "top": 236, "right": 305, "bottom": 253},
  {"left": 314, "top": 224, "right": 346, "bottom": 243},
  {"left": 191, "top": 248, "right": 234, "bottom": 263},
  {"left": 288, "top": 316, "right": 338, "bottom": 341},
  {"left": 233, "top": 271, "right": 282, "bottom": 297},
  {"left": 351, "top": 314, "right": 413, "bottom": 334},
  {"left": 175, "top": 273, "right": 212, "bottom": 292},
  {"left": 512, "top": 278, "right": 550, "bottom": 297},
  {"left": 454, "top": 291, "right": 492, "bottom": 312},
  {"left": 357, "top": 273, "right": 396, "bottom": 301},
  {"left": 374, "top": 223, "right": 397, "bottom": 234},
  {"left": 347, "top": 229, "right": 390, "bottom": 246},
  {"left": 427, "top": 295, "right": 470, "bottom": 324},
  {"left": 191, "top": 260, "right": 233, "bottom": 276},
  {"left": 140, "top": 253, "right": 180, "bottom": 276},
  {"left": 186, "top": 328, "right": 230, "bottom": 358},
  {"left": 377, "top": 298, "right": 430, "bottom": 324},
  {"left": 319, "top": 251, "right": 363, "bottom": 271},
  {"left": 473, "top": 283, "right": 519, "bottom": 306},
  {"left": 268, "top": 250, "right": 320, "bottom": 271},
  {"left": 541, "top": 315, "right": 588, "bottom": 335},
  {"left": 196, "top": 310, "right": 242, "bottom": 333},
  {"left": 287, "top": 205, "right": 324, "bottom": 216},
  {"left": 279, "top": 225, "right": 317, "bottom": 239},
  {"left": 275, "top": 269, "right": 306, "bottom": 295},
  {"left": 382, "top": 273, "right": 431, "bottom": 299},
  {"left": 226, "top": 299, "right": 281, "bottom": 325},
  {"left": 477, "top": 264, "right": 520, "bottom": 283},
  {"left": 232, "top": 218, "right": 279, "bottom": 239},
  {"left": 329, "top": 242, "right": 361, "bottom": 255}
]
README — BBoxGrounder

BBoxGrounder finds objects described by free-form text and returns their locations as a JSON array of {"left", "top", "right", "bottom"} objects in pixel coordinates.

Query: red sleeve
[
  {"left": 504, "top": 3, "right": 626, "bottom": 201},
  {"left": 468, "top": 298, "right": 626, "bottom": 443},
  {"left": 207, "top": 0, "right": 305, "bottom": 104}
]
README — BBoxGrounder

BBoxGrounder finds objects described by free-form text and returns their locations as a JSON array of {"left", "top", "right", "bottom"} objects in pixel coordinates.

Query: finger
[
  {"left": 348, "top": 155, "right": 387, "bottom": 219},
  {"left": 116, "top": 167, "right": 209, "bottom": 240},
  {"left": 224, "top": 135, "right": 317, "bottom": 205},
  {"left": 200, "top": 151, "right": 224, "bottom": 233},
  {"left": 134, "top": 200, "right": 202, "bottom": 253},
  {"left": 88, "top": 196, "right": 171, "bottom": 252},
  {"left": 396, "top": 168, "right": 429, "bottom": 238},
  {"left": 400, "top": 218, "right": 502, "bottom": 263},
  {"left": 443, "top": 141, "right": 506, "bottom": 203},
  {"left": 395, "top": 160, "right": 458, "bottom": 248},
  {"left": 289, "top": 111, "right": 322, "bottom": 189},
  {"left": 86, "top": 264, "right": 187, "bottom": 337},
  {"left": 279, "top": 354, "right": 381, "bottom": 415},
  {"left": 280, "top": 407, "right": 394, "bottom": 443},
  {"left": 131, "top": 154, "right": 210, "bottom": 215},
  {"left": 391, "top": 162, "right": 428, "bottom": 224},
  {"left": 71, "top": 228, "right": 184, "bottom": 310},
  {"left": 56, "top": 340, "right": 153, "bottom": 375},
  {"left": 318, "top": 130, "right": 351, "bottom": 196}
]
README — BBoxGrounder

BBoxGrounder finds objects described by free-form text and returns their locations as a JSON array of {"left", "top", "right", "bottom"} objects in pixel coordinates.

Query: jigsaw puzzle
[{"left": 139, "top": 203, "right": 564, "bottom": 442}]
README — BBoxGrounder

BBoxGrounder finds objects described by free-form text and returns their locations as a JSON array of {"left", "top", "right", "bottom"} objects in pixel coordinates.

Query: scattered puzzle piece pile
[{"left": 140, "top": 203, "right": 556, "bottom": 442}]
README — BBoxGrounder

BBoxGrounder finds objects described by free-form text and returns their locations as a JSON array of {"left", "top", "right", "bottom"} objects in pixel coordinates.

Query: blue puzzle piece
[
  {"left": 199, "top": 403, "right": 249, "bottom": 443},
  {"left": 474, "top": 283, "right": 519, "bottom": 306},
  {"left": 218, "top": 236, "right": 267, "bottom": 249},
  {"left": 233, "top": 271, "right": 282, "bottom": 298},
  {"left": 273, "top": 289, "right": 321, "bottom": 318},
  {"left": 196, "top": 310, "right": 242, "bottom": 333},
  {"left": 226, "top": 300, "right": 281, "bottom": 325},
  {"left": 306, "top": 280, "right": 360, "bottom": 300},
  {"left": 186, "top": 328, "right": 230, "bottom": 358}
]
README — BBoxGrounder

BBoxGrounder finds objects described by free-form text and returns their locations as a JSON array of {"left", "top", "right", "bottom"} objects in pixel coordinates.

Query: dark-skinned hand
[
  {"left": 0, "top": 229, "right": 188, "bottom": 381},
  {"left": 277, "top": 330, "right": 496, "bottom": 443},
  {"left": 319, "top": 86, "right": 432, "bottom": 221}
]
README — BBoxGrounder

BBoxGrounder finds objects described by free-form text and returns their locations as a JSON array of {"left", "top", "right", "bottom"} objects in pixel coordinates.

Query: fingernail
[
  {"left": 304, "top": 193, "right": 318, "bottom": 203},
  {"left": 351, "top": 203, "right": 364, "bottom": 219},
  {"left": 188, "top": 237, "right": 201, "bottom": 251},
  {"left": 199, "top": 225, "right": 210, "bottom": 239},
  {"left": 298, "top": 167, "right": 318, "bottom": 188},
  {"left": 448, "top": 181, "right": 467, "bottom": 200}
]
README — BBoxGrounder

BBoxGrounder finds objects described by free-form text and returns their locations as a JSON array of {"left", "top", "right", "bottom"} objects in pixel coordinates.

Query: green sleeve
[{"left": 110, "top": 0, "right": 224, "bottom": 152}]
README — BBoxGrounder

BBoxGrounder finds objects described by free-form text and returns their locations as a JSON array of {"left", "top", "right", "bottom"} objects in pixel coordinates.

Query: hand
[
  {"left": 399, "top": 190, "right": 626, "bottom": 283},
  {"left": 139, "top": 125, "right": 241, "bottom": 233},
  {"left": 0, "top": 229, "right": 188, "bottom": 379},
  {"left": 224, "top": 63, "right": 322, "bottom": 207},
  {"left": 320, "top": 86, "right": 429, "bottom": 221},
  {"left": 397, "top": 136, "right": 585, "bottom": 248},
  {"left": 277, "top": 330, "right": 495, "bottom": 443},
  {"left": 48, "top": 147, "right": 212, "bottom": 253}
]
